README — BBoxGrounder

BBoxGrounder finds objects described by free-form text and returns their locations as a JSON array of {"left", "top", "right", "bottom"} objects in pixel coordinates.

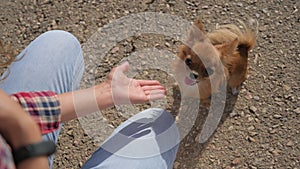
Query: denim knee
[
  {"left": 36, "top": 30, "right": 82, "bottom": 61},
  {"left": 34, "top": 30, "right": 84, "bottom": 91}
]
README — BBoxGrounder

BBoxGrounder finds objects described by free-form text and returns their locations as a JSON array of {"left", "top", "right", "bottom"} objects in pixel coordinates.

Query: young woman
[{"left": 0, "top": 30, "right": 179, "bottom": 169}]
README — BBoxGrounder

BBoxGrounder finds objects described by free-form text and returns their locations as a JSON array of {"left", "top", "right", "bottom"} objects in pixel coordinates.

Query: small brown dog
[{"left": 174, "top": 19, "right": 256, "bottom": 101}]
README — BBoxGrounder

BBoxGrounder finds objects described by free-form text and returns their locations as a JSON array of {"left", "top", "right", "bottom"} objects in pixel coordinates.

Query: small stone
[
  {"left": 262, "top": 8, "right": 268, "bottom": 14},
  {"left": 228, "top": 126, "right": 234, "bottom": 130},
  {"left": 269, "top": 129, "right": 277, "bottom": 134},
  {"left": 174, "top": 162, "right": 180, "bottom": 169},
  {"left": 111, "top": 46, "right": 119, "bottom": 54},
  {"left": 247, "top": 136, "right": 256, "bottom": 142},
  {"left": 73, "top": 140, "right": 79, "bottom": 146},
  {"left": 253, "top": 96, "right": 260, "bottom": 100},
  {"left": 67, "top": 130, "right": 73, "bottom": 136},
  {"left": 283, "top": 84, "right": 291, "bottom": 91},
  {"left": 237, "top": 2, "right": 243, "bottom": 7},
  {"left": 232, "top": 158, "right": 240, "bottom": 165},
  {"left": 273, "top": 114, "right": 282, "bottom": 119},
  {"left": 249, "top": 106, "right": 257, "bottom": 113},
  {"left": 286, "top": 141, "right": 293, "bottom": 146},
  {"left": 202, "top": 5, "right": 209, "bottom": 9},
  {"left": 79, "top": 161, "right": 83, "bottom": 167},
  {"left": 230, "top": 111, "right": 238, "bottom": 117},
  {"left": 240, "top": 111, "right": 245, "bottom": 117},
  {"left": 274, "top": 97, "right": 281, "bottom": 102},
  {"left": 248, "top": 126, "right": 255, "bottom": 130},
  {"left": 294, "top": 108, "right": 300, "bottom": 114},
  {"left": 245, "top": 93, "right": 253, "bottom": 100},
  {"left": 249, "top": 132, "right": 258, "bottom": 137},
  {"left": 165, "top": 42, "right": 171, "bottom": 47},
  {"left": 262, "top": 108, "right": 267, "bottom": 113},
  {"left": 271, "top": 149, "right": 281, "bottom": 156}
]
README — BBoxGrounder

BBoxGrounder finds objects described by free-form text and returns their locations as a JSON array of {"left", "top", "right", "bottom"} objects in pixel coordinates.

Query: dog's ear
[
  {"left": 193, "top": 17, "right": 205, "bottom": 32},
  {"left": 215, "top": 38, "right": 239, "bottom": 56},
  {"left": 185, "top": 17, "right": 207, "bottom": 47},
  {"left": 186, "top": 25, "right": 206, "bottom": 47}
]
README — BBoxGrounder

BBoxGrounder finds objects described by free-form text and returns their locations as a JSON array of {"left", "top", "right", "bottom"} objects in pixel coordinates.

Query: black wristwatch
[{"left": 12, "top": 141, "right": 56, "bottom": 165}]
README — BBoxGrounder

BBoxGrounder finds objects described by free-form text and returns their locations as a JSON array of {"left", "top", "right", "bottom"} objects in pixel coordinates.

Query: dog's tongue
[{"left": 184, "top": 77, "right": 196, "bottom": 85}]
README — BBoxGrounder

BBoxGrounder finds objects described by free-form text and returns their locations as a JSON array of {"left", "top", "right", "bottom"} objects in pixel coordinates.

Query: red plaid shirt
[{"left": 0, "top": 91, "right": 61, "bottom": 169}]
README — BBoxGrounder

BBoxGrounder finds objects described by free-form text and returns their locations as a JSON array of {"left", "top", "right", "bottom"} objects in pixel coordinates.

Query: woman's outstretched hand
[
  {"left": 105, "top": 62, "right": 166, "bottom": 105},
  {"left": 60, "top": 62, "right": 166, "bottom": 121}
]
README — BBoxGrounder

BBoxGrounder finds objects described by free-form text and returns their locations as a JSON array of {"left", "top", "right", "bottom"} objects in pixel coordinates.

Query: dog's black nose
[{"left": 190, "top": 72, "right": 198, "bottom": 79}]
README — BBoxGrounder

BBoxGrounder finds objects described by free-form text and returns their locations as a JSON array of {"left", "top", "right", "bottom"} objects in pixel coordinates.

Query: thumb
[{"left": 117, "top": 61, "right": 130, "bottom": 73}]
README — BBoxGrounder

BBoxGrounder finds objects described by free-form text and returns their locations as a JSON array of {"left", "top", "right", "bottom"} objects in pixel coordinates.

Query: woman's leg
[
  {"left": 0, "top": 30, "right": 84, "bottom": 168},
  {"left": 82, "top": 108, "right": 179, "bottom": 169},
  {"left": 0, "top": 30, "right": 84, "bottom": 94}
]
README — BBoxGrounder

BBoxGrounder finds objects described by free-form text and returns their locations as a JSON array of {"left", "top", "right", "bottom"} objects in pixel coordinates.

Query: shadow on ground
[{"left": 171, "top": 85, "right": 239, "bottom": 169}]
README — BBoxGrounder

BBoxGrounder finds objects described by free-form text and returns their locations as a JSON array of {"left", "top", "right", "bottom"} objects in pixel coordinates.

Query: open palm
[{"left": 106, "top": 62, "right": 166, "bottom": 105}]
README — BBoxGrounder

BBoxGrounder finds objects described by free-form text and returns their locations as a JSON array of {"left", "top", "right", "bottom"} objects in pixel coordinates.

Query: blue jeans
[{"left": 0, "top": 30, "right": 179, "bottom": 169}]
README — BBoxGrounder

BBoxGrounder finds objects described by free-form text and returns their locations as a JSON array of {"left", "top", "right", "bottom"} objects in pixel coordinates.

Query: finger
[
  {"left": 144, "top": 89, "right": 166, "bottom": 96},
  {"left": 147, "top": 93, "right": 166, "bottom": 101},
  {"left": 137, "top": 80, "right": 161, "bottom": 86},
  {"left": 142, "top": 85, "right": 166, "bottom": 91}
]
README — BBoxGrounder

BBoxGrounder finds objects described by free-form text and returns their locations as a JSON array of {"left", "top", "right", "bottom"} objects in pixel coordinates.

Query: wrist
[
  {"left": 95, "top": 81, "right": 114, "bottom": 110},
  {"left": 6, "top": 116, "right": 42, "bottom": 150}
]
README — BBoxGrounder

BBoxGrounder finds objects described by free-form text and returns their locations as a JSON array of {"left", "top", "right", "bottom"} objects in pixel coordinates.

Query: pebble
[
  {"left": 294, "top": 108, "right": 300, "bottom": 114},
  {"left": 286, "top": 141, "right": 294, "bottom": 146},
  {"left": 202, "top": 5, "right": 209, "bottom": 9},
  {"left": 273, "top": 114, "right": 282, "bottom": 119},
  {"left": 232, "top": 158, "right": 240, "bottom": 165},
  {"left": 111, "top": 46, "right": 119, "bottom": 53},
  {"left": 247, "top": 126, "right": 255, "bottom": 131},
  {"left": 262, "top": 8, "right": 269, "bottom": 14},
  {"left": 174, "top": 162, "right": 180, "bottom": 169},
  {"left": 228, "top": 126, "right": 234, "bottom": 130},
  {"left": 165, "top": 42, "right": 171, "bottom": 47},
  {"left": 79, "top": 162, "right": 83, "bottom": 168},
  {"left": 269, "top": 129, "right": 277, "bottom": 134},
  {"left": 253, "top": 96, "right": 260, "bottom": 101},
  {"left": 262, "top": 108, "right": 267, "bottom": 113},
  {"left": 245, "top": 92, "right": 253, "bottom": 100},
  {"left": 247, "top": 136, "right": 256, "bottom": 142},
  {"left": 239, "top": 111, "right": 245, "bottom": 117},
  {"left": 249, "top": 106, "right": 258, "bottom": 113},
  {"left": 249, "top": 131, "right": 258, "bottom": 137},
  {"left": 271, "top": 149, "right": 281, "bottom": 156},
  {"left": 230, "top": 111, "right": 238, "bottom": 118}
]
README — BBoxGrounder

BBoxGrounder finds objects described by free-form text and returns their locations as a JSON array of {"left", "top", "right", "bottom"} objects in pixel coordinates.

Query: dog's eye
[
  {"left": 203, "top": 67, "right": 214, "bottom": 77},
  {"left": 185, "top": 58, "right": 192, "bottom": 66}
]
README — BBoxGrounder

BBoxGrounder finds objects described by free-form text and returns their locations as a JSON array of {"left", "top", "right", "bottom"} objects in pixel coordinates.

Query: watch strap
[{"left": 12, "top": 141, "right": 56, "bottom": 165}]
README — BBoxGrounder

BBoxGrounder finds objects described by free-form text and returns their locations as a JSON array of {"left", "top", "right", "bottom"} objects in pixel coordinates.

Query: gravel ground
[{"left": 0, "top": 0, "right": 299, "bottom": 169}]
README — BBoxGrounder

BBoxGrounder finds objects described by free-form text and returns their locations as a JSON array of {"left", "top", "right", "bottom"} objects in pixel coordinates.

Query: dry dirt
[{"left": 0, "top": 0, "right": 299, "bottom": 169}]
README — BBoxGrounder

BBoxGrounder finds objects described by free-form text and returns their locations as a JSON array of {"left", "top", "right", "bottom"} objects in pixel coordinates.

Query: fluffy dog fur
[
  {"left": 207, "top": 22, "right": 256, "bottom": 94},
  {"left": 174, "top": 19, "right": 256, "bottom": 101}
]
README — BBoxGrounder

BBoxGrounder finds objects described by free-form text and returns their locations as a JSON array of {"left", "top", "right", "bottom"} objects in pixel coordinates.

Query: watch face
[{"left": 13, "top": 141, "right": 56, "bottom": 164}]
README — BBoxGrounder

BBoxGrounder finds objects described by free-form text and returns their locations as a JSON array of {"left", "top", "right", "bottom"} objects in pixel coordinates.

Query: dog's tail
[
  {"left": 232, "top": 24, "right": 256, "bottom": 58},
  {"left": 208, "top": 21, "right": 257, "bottom": 57}
]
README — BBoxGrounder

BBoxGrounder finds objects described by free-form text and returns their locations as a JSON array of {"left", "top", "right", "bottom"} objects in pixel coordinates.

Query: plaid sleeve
[
  {"left": 10, "top": 91, "right": 61, "bottom": 135},
  {"left": 0, "top": 135, "right": 15, "bottom": 169}
]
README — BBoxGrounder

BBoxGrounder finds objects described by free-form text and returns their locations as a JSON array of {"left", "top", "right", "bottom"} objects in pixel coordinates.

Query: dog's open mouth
[{"left": 184, "top": 71, "right": 199, "bottom": 86}]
